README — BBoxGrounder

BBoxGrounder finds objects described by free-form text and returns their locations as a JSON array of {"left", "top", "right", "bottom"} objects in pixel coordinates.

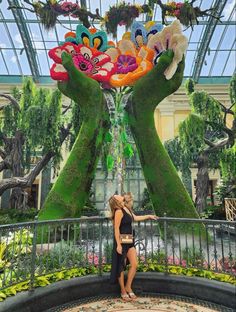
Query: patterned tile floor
[{"left": 46, "top": 294, "right": 234, "bottom": 312}]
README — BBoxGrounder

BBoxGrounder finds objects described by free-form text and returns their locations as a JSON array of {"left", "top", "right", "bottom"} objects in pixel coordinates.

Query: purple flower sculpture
[{"left": 117, "top": 55, "right": 138, "bottom": 74}]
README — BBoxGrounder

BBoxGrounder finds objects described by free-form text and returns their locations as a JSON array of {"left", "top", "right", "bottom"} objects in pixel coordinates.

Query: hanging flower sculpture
[
  {"left": 103, "top": 2, "right": 152, "bottom": 37},
  {"left": 49, "top": 42, "right": 116, "bottom": 83},
  {"left": 10, "top": 1, "right": 222, "bottom": 34}
]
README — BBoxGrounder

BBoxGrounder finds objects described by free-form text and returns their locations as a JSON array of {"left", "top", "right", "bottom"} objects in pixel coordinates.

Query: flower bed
[{"left": 0, "top": 261, "right": 235, "bottom": 303}]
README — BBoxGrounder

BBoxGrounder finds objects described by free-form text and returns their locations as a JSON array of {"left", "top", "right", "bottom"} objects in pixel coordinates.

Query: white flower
[{"left": 147, "top": 20, "right": 188, "bottom": 80}]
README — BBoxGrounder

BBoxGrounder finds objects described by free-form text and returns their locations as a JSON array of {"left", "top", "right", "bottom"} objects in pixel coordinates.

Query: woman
[{"left": 109, "top": 193, "right": 158, "bottom": 301}]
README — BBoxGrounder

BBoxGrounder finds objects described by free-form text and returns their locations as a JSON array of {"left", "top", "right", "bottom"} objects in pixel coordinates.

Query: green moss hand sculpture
[
  {"left": 127, "top": 50, "right": 198, "bottom": 218},
  {"left": 38, "top": 52, "right": 110, "bottom": 220},
  {"left": 39, "top": 20, "right": 199, "bottom": 221}
]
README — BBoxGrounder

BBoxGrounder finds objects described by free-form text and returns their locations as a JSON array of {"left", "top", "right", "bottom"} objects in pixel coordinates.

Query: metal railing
[{"left": 0, "top": 216, "right": 235, "bottom": 291}]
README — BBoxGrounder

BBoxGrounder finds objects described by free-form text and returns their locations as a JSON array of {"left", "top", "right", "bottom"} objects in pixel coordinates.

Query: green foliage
[
  {"left": 216, "top": 144, "right": 236, "bottom": 201},
  {"left": 19, "top": 77, "right": 36, "bottom": 130},
  {"left": 0, "top": 262, "right": 235, "bottom": 302},
  {"left": 82, "top": 188, "right": 98, "bottom": 216},
  {"left": 199, "top": 205, "right": 225, "bottom": 220},
  {"left": 39, "top": 240, "right": 85, "bottom": 270},
  {"left": 104, "top": 131, "right": 112, "bottom": 143},
  {"left": 181, "top": 247, "right": 205, "bottom": 266},
  {"left": 179, "top": 114, "right": 205, "bottom": 163},
  {"left": 123, "top": 143, "right": 134, "bottom": 158},
  {"left": 0, "top": 208, "right": 38, "bottom": 224},
  {"left": 0, "top": 77, "right": 68, "bottom": 189},
  {"left": 190, "top": 91, "right": 223, "bottom": 128},
  {"left": 103, "top": 89, "right": 135, "bottom": 174},
  {"left": 0, "top": 87, "right": 21, "bottom": 136},
  {"left": 26, "top": 88, "right": 50, "bottom": 148},
  {"left": 220, "top": 144, "right": 236, "bottom": 182},
  {"left": 140, "top": 187, "right": 154, "bottom": 211},
  {"left": 106, "top": 154, "right": 115, "bottom": 171},
  {"left": 185, "top": 78, "right": 195, "bottom": 95},
  {"left": 103, "top": 242, "right": 113, "bottom": 263},
  {"left": 1, "top": 105, "right": 19, "bottom": 136},
  {"left": 164, "top": 137, "right": 182, "bottom": 170},
  {"left": 0, "top": 228, "right": 33, "bottom": 272},
  {"left": 229, "top": 74, "right": 236, "bottom": 109}
]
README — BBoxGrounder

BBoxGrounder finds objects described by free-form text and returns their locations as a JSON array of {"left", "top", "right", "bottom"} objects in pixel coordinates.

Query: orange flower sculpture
[{"left": 106, "top": 39, "right": 154, "bottom": 87}]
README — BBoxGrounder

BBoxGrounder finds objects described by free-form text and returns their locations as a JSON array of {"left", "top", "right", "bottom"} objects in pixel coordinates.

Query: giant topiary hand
[
  {"left": 38, "top": 52, "right": 110, "bottom": 220},
  {"left": 126, "top": 49, "right": 199, "bottom": 219}
]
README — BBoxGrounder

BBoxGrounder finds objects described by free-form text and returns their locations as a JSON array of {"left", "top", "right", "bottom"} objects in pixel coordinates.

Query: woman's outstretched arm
[{"left": 132, "top": 213, "right": 159, "bottom": 222}]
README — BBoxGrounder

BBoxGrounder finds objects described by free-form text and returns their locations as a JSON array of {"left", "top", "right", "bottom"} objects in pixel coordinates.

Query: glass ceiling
[{"left": 0, "top": 0, "right": 235, "bottom": 84}]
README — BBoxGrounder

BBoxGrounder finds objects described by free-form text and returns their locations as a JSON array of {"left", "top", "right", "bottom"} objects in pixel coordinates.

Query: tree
[
  {"left": 0, "top": 77, "right": 77, "bottom": 210},
  {"left": 164, "top": 137, "right": 192, "bottom": 196},
  {"left": 178, "top": 76, "right": 236, "bottom": 213},
  {"left": 217, "top": 144, "right": 236, "bottom": 202}
]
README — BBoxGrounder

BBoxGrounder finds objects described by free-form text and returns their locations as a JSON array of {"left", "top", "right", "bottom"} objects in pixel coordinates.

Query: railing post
[
  {"left": 98, "top": 218, "right": 103, "bottom": 276},
  {"left": 164, "top": 213, "right": 168, "bottom": 274},
  {"left": 29, "top": 215, "right": 38, "bottom": 291}
]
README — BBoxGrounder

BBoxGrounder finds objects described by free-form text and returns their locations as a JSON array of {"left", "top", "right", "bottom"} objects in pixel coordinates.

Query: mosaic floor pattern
[{"left": 48, "top": 294, "right": 233, "bottom": 312}]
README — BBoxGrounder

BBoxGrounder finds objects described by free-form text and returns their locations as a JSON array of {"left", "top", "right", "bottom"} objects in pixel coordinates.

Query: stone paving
[{"left": 49, "top": 295, "right": 232, "bottom": 312}]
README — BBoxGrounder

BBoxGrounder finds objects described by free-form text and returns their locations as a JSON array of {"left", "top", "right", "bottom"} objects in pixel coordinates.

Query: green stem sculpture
[
  {"left": 38, "top": 53, "right": 110, "bottom": 220},
  {"left": 127, "top": 50, "right": 199, "bottom": 218}
]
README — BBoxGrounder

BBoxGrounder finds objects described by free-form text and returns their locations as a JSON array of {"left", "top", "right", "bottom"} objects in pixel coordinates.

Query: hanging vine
[{"left": 101, "top": 88, "right": 135, "bottom": 193}]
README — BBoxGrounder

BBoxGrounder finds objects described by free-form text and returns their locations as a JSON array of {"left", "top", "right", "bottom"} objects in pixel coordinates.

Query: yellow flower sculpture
[{"left": 106, "top": 39, "right": 154, "bottom": 87}]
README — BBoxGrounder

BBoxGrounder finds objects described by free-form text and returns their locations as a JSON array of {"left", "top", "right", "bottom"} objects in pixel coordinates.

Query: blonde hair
[
  {"left": 123, "top": 192, "right": 134, "bottom": 210},
  {"left": 109, "top": 195, "right": 124, "bottom": 220}
]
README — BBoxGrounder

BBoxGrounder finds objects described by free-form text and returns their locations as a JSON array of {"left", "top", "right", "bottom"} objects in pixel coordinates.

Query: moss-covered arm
[
  {"left": 38, "top": 52, "right": 110, "bottom": 220},
  {"left": 126, "top": 50, "right": 199, "bottom": 218}
]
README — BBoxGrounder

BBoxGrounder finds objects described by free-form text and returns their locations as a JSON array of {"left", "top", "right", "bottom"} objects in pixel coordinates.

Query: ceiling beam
[
  {"left": 1, "top": 18, "right": 235, "bottom": 26},
  {"left": 0, "top": 75, "right": 232, "bottom": 85},
  {"left": 192, "top": 0, "right": 228, "bottom": 82},
  {"left": 8, "top": 0, "right": 40, "bottom": 81}
]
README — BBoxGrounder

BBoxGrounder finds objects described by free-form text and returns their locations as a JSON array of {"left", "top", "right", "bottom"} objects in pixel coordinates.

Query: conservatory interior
[{"left": 0, "top": 0, "right": 235, "bottom": 312}]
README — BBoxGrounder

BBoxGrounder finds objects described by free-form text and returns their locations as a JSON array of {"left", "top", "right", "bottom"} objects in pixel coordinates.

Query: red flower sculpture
[{"left": 48, "top": 42, "right": 116, "bottom": 83}]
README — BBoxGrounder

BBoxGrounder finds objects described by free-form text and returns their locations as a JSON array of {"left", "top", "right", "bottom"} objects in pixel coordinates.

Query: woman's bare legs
[
  {"left": 125, "top": 247, "right": 138, "bottom": 296},
  {"left": 118, "top": 258, "right": 131, "bottom": 301}
]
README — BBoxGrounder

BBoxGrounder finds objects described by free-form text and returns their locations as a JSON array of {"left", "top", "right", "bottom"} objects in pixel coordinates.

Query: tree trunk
[
  {"left": 9, "top": 130, "right": 26, "bottom": 210},
  {"left": 195, "top": 153, "right": 209, "bottom": 213}
]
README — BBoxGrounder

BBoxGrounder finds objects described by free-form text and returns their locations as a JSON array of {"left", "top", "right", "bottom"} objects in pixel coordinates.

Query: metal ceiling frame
[
  {"left": 8, "top": 0, "right": 40, "bottom": 81},
  {"left": 208, "top": 7, "right": 236, "bottom": 76},
  {"left": 192, "top": 0, "right": 228, "bottom": 82}
]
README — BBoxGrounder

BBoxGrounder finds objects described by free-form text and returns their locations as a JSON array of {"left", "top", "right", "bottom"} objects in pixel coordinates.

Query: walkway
[{"left": 49, "top": 295, "right": 233, "bottom": 312}]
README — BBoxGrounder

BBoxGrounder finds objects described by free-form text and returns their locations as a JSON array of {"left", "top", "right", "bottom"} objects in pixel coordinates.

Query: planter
[{"left": 0, "top": 273, "right": 235, "bottom": 312}]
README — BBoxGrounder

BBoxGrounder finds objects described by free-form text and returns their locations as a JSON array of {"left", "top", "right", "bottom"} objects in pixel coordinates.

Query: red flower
[
  {"left": 174, "top": 9, "right": 181, "bottom": 17},
  {"left": 48, "top": 43, "right": 116, "bottom": 83}
]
